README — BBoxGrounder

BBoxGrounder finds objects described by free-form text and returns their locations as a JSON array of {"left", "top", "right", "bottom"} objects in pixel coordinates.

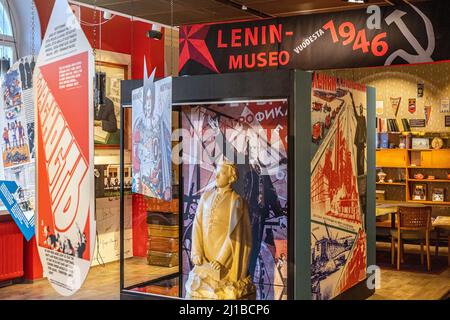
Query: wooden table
[{"left": 433, "top": 216, "right": 450, "bottom": 267}]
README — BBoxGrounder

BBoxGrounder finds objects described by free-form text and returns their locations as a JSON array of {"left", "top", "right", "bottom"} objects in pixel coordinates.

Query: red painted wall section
[
  {"left": 131, "top": 20, "right": 165, "bottom": 79},
  {"left": 34, "top": 0, "right": 53, "bottom": 39},
  {"left": 34, "top": 0, "right": 165, "bottom": 78},
  {"left": 79, "top": 6, "right": 132, "bottom": 55}
]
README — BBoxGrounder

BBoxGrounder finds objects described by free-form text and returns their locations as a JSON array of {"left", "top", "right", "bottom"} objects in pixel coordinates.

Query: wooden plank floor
[
  {"left": 369, "top": 243, "right": 450, "bottom": 300},
  {"left": 0, "top": 254, "right": 448, "bottom": 300},
  {"left": 369, "top": 268, "right": 449, "bottom": 300},
  {"left": 0, "top": 257, "right": 178, "bottom": 300}
]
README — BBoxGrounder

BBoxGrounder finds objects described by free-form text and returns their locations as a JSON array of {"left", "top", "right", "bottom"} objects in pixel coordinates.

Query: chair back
[{"left": 398, "top": 206, "right": 432, "bottom": 231}]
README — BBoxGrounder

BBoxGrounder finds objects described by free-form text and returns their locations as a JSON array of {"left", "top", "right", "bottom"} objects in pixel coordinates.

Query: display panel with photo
[
  {"left": 0, "top": 56, "right": 36, "bottom": 223},
  {"left": 412, "top": 183, "right": 427, "bottom": 201},
  {"left": 432, "top": 188, "right": 445, "bottom": 202},
  {"left": 94, "top": 63, "right": 126, "bottom": 147},
  {"left": 181, "top": 100, "right": 288, "bottom": 300}
]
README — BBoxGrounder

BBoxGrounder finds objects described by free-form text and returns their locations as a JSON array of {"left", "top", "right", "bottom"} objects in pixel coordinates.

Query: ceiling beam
[{"left": 69, "top": 0, "right": 178, "bottom": 29}]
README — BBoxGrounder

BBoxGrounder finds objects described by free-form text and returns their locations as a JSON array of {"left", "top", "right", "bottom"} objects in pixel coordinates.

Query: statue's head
[{"left": 215, "top": 162, "right": 238, "bottom": 188}]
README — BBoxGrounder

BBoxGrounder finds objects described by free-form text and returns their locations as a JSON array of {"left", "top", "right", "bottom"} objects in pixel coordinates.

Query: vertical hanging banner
[
  {"left": 0, "top": 56, "right": 36, "bottom": 240},
  {"left": 33, "top": 0, "right": 95, "bottom": 296},
  {"left": 132, "top": 59, "right": 173, "bottom": 201}
]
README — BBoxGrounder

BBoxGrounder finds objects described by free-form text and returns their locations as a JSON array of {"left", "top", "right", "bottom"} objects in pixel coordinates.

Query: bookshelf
[{"left": 376, "top": 147, "right": 450, "bottom": 205}]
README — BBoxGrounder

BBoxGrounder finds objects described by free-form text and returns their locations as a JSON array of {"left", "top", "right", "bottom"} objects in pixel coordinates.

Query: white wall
[{"left": 7, "top": 0, "right": 42, "bottom": 59}]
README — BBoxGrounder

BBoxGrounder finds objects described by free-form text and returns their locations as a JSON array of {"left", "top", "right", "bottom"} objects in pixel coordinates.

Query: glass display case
[{"left": 119, "top": 70, "right": 377, "bottom": 300}]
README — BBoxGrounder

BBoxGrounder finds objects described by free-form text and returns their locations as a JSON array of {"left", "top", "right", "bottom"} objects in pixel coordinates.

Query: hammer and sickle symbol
[{"left": 384, "top": 2, "right": 435, "bottom": 65}]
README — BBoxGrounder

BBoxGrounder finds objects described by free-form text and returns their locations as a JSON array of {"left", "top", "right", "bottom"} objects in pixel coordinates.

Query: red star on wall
[{"left": 179, "top": 25, "right": 220, "bottom": 74}]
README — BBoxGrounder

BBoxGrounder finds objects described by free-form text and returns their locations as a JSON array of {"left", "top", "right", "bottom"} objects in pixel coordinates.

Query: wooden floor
[
  {"left": 0, "top": 257, "right": 178, "bottom": 300},
  {"left": 0, "top": 253, "right": 448, "bottom": 300},
  {"left": 369, "top": 242, "right": 449, "bottom": 300},
  {"left": 369, "top": 268, "right": 449, "bottom": 300}
]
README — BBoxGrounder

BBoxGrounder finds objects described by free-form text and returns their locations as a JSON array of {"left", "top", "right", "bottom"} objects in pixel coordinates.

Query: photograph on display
[
  {"left": 95, "top": 164, "right": 132, "bottom": 198},
  {"left": 132, "top": 65, "right": 172, "bottom": 201},
  {"left": 4, "top": 163, "right": 35, "bottom": 212},
  {"left": 310, "top": 73, "right": 367, "bottom": 300},
  {"left": 1, "top": 58, "right": 34, "bottom": 168},
  {"left": 181, "top": 100, "right": 288, "bottom": 300},
  {"left": 94, "top": 64, "right": 125, "bottom": 146}
]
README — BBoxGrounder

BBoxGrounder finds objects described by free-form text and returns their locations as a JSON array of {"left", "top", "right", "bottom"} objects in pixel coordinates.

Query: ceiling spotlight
[
  {"left": 344, "top": 0, "right": 367, "bottom": 3},
  {"left": 147, "top": 24, "right": 163, "bottom": 40},
  {"left": 242, "top": 5, "right": 248, "bottom": 10},
  {"left": 103, "top": 11, "right": 112, "bottom": 20}
]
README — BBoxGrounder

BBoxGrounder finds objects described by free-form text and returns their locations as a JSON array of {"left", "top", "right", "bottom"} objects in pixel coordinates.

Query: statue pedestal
[{"left": 185, "top": 264, "right": 255, "bottom": 300}]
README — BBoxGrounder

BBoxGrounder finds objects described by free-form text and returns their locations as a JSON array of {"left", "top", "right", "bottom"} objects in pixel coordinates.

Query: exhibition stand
[
  {"left": 1, "top": 0, "right": 449, "bottom": 302},
  {"left": 118, "top": 70, "right": 376, "bottom": 300}
]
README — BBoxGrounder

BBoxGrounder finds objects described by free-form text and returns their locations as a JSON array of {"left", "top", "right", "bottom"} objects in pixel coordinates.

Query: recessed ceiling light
[{"left": 344, "top": 0, "right": 367, "bottom": 3}]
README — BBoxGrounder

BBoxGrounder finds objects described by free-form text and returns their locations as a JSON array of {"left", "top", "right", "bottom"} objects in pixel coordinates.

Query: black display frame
[{"left": 118, "top": 70, "right": 376, "bottom": 300}]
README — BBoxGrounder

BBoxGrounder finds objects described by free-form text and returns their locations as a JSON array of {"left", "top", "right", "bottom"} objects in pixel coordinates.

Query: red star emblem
[{"left": 179, "top": 25, "right": 219, "bottom": 74}]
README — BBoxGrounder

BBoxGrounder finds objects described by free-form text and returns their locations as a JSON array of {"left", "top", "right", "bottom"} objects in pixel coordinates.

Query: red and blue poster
[
  {"left": 181, "top": 100, "right": 288, "bottom": 300},
  {"left": 34, "top": 0, "right": 95, "bottom": 296},
  {"left": 310, "top": 73, "right": 367, "bottom": 300},
  {"left": 132, "top": 59, "right": 173, "bottom": 201}
]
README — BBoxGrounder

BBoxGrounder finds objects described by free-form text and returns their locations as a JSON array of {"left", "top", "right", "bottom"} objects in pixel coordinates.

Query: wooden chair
[{"left": 390, "top": 206, "right": 432, "bottom": 271}]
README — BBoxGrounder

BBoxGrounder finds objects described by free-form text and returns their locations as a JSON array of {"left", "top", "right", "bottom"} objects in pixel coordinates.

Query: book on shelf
[
  {"left": 377, "top": 117, "right": 402, "bottom": 133},
  {"left": 379, "top": 132, "right": 389, "bottom": 149},
  {"left": 401, "top": 118, "right": 410, "bottom": 132},
  {"left": 388, "top": 118, "right": 400, "bottom": 132}
]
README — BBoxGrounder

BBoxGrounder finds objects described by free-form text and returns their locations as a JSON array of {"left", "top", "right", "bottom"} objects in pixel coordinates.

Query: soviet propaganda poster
[
  {"left": 311, "top": 73, "right": 367, "bottom": 300},
  {"left": 181, "top": 101, "right": 289, "bottom": 300},
  {"left": 132, "top": 59, "right": 173, "bottom": 201},
  {"left": 34, "top": 0, "right": 95, "bottom": 296}
]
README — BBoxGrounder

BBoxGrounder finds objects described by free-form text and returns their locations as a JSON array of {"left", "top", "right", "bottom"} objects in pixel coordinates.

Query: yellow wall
[{"left": 327, "top": 62, "right": 450, "bottom": 133}]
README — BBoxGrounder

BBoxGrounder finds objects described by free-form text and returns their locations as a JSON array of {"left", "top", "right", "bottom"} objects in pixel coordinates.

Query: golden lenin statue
[{"left": 185, "top": 163, "right": 255, "bottom": 299}]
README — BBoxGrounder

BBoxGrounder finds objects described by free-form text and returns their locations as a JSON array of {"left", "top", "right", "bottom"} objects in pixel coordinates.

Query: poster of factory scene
[{"left": 310, "top": 73, "right": 367, "bottom": 300}]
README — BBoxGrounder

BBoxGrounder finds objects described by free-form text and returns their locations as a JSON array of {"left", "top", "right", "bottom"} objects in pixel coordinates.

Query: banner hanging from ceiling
[
  {"left": 34, "top": 0, "right": 95, "bottom": 296},
  {"left": 0, "top": 55, "right": 36, "bottom": 241},
  {"left": 132, "top": 59, "right": 173, "bottom": 201},
  {"left": 179, "top": 1, "right": 450, "bottom": 75}
]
